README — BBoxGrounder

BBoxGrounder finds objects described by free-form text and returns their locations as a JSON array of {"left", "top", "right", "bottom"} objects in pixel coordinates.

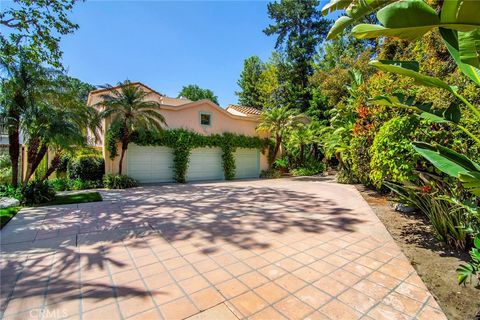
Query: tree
[
  {"left": 264, "top": 0, "right": 331, "bottom": 111},
  {"left": 1, "top": 56, "right": 99, "bottom": 186},
  {"left": 236, "top": 56, "right": 265, "bottom": 109},
  {"left": 177, "top": 84, "right": 219, "bottom": 105},
  {"left": 98, "top": 81, "right": 167, "bottom": 174},
  {"left": 0, "top": 55, "right": 52, "bottom": 186},
  {"left": 0, "top": 0, "right": 80, "bottom": 67},
  {"left": 257, "top": 106, "right": 305, "bottom": 161}
]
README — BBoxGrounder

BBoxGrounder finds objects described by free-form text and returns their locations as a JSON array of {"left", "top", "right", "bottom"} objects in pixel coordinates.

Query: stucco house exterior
[{"left": 87, "top": 82, "right": 269, "bottom": 183}]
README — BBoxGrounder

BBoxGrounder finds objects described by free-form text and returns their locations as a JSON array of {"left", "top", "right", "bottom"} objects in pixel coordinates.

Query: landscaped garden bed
[{"left": 356, "top": 184, "right": 480, "bottom": 320}]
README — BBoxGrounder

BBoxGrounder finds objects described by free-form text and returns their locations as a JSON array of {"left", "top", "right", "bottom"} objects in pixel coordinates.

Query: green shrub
[
  {"left": 0, "top": 184, "right": 23, "bottom": 202},
  {"left": 273, "top": 157, "right": 289, "bottom": 170},
  {"left": 369, "top": 116, "right": 420, "bottom": 188},
  {"left": 49, "top": 178, "right": 103, "bottom": 192},
  {"left": 68, "top": 155, "right": 105, "bottom": 181},
  {"left": 103, "top": 174, "right": 138, "bottom": 189},
  {"left": 336, "top": 168, "right": 359, "bottom": 184},
  {"left": 385, "top": 176, "right": 470, "bottom": 250},
  {"left": 0, "top": 154, "right": 12, "bottom": 185},
  {"left": 349, "top": 135, "right": 373, "bottom": 186},
  {"left": 49, "top": 178, "right": 71, "bottom": 191},
  {"left": 291, "top": 162, "right": 326, "bottom": 176},
  {"left": 260, "top": 169, "right": 281, "bottom": 179},
  {"left": 22, "top": 181, "right": 56, "bottom": 206}
]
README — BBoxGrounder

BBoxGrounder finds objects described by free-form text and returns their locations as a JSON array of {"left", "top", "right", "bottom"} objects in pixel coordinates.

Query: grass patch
[
  {"left": 40, "top": 192, "right": 103, "bottom": 206},
  {"left": 0, "top": 207, "right": 20, "bottom": 229}
]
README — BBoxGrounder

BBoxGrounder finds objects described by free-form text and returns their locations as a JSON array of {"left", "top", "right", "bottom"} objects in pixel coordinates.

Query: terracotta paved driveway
[{"left": 0, "top": 178, "right": 447, "bottom": 320}]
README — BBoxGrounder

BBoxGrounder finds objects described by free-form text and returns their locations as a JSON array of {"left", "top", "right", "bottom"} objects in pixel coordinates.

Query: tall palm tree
[
  {"left": 257, "top": 106, "right": 305, "bottom": 162},
  {"left": 97, "top": 80, "right": 166, "bottom": 174}
]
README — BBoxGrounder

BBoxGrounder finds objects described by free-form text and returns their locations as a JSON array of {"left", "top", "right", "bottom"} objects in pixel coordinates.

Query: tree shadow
[{"left": 0, "top": 183, "right": 365, "bottom": 315}]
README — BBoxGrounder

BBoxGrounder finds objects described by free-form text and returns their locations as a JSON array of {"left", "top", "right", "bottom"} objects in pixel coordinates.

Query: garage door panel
[
  {"left": 187, "top": 148, "right": 224, "bottom": 181},
  {"left": 234, "top": 148, "right": 259, "bottom": 179},
  {"left": 127, "top": 144, "right": 174, "bottom": 183}
]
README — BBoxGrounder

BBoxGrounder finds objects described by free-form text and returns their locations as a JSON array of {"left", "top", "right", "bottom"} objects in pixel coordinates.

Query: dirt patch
[{"left": 355, "top": 184, "right": 480, "bottom": 320}]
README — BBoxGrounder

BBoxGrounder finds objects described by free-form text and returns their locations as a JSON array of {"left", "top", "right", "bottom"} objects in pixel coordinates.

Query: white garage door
[
  {"left": 187, "top": 147, "right": 224, "bottom": 181},
  {"left": 234, "top": 148, "right": 260, "bottom": 179},
  {"left": 127, "top": 144, "right": 174, "bottom": 183}
]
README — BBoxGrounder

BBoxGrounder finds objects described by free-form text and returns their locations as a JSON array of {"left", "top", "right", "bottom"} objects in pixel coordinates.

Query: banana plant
[
  {"left": 323, "top": 0, "right": 480, "bottom": 70},
  {"left": 323, "top": 0, "right": 480, "bottom": 284}
]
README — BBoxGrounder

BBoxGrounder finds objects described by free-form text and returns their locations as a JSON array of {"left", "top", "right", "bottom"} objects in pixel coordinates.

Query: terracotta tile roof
[{"left": 226, "top": 104, "right": 262, "bottom": 116}]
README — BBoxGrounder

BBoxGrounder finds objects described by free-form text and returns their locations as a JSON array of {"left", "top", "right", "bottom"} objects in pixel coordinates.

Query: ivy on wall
[{"left": 106, "top": 128, "right": 268, "bottom": 182}]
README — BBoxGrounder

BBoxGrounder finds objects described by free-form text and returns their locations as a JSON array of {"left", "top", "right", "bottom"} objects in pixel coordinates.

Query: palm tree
[
  {"left": 97, "top": 81, "right": 166, "bottom": 174},
  {"left": 0, "top": 54, "right": 55, "bottom": 186},
  {"left": 257, "top": 106, "right": 305, "bottom": 162}
]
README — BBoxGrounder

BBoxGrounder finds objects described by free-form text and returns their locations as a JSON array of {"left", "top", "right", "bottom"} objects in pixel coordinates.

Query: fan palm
[
  {"left": 257, "top": 106, "right": 305, "bottom": 162},
  {"left": 97, "top": 81, "right": 166, "bottom": 174}
]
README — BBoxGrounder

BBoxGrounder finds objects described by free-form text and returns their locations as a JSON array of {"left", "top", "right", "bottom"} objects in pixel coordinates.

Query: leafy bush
[
  {"left": 0, "top": 184, "right": 23, "bottom": 202},
  {"left": 0, "top": 154, "right": 12, "bottom": 185},
  {"left": 369, "top": 116, "right": 420, "bottom": 188},
  {"left": 349, "top": 135, "right": 373, "bottom": 186},
  {"left": 291, "top": 162, "right": 326, "bottom": 176},
  {"left": 273, "top": 157, "right": 289, "bottom": 170},
  {"left": 22, "top": 181, "right": 56, "bottom": 206},
  {"left": 103, "top": 174, "right": 138, "bottom": 189},
  {"left": 457, "top": 235, "right": 480, "bottom": 286},
  {"left": 260, "top": 169, "right": 281, "bottom": 179},
  {"left": 385, "top": 175, "right": 470, "bottom": 250},
  {"left": 49, "top": 178, "right": 103, "bottom": 192},
  {"left": 68, "top": 155, "right": 105, "bottom": 181}
]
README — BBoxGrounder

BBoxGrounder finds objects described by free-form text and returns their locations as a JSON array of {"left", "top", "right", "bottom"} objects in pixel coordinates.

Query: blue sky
[{"left": 59, "top": 1, "right": 331, "bottom": 106}]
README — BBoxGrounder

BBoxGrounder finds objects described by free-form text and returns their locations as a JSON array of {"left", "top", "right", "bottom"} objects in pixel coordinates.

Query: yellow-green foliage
[{"left": 369, "top": 116, "right": 420, "bottom": 188}]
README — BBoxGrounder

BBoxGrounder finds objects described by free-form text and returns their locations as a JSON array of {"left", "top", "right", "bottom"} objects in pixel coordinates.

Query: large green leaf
[
  {"left": 459, "top": 171, "right": 480, "bottom": 196},
  {"left": 351, "top": 0, "right": 480, "bottom": 41},
  {"left": 321, "top": 0, "right": 352, "bottom": 15},
  {"left": 369, "top": 60, "right": 454, "bottom": 92},
  {"left": 327, "top": 16, "right": 354, "bottom": 40},
  {"left": 377, "top": 0, "right": 439, "bottom": 28},
  {"left": 413, "top": 142, "right": 480, "bottom": 178},
  {"left": 440, "top": 28, "right": 480, "bottom": 85},
  {"left": 324, "top": 0, "right": 395, "bottom": 39},
  {"left": 458, "top": 29, "right": 480, "bottom": 68},
  {"left": 441, "top": 0, "right": 480, "bottom": 25}
]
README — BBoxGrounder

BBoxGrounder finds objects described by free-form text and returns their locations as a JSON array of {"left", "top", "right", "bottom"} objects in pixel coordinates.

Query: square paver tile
[
  {"left": 319, "top": 299, "right": 362, "bottom": 320},
  {"left": 294, "top": 285, "right": 331, "bottom": 309},
  {"left": 229, "top": 291, "right": 268, "bottom": 317},
  {"left": 254, "top": 282, "right": 289, "bottom": 304},
  {"left": 274, "top": 295, "right": 314, "bottom": 319}
]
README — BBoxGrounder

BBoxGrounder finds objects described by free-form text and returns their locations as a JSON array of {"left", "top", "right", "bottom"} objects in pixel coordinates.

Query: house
[{"left": 87, "top": 82, "right": 269, "bottom": 183}]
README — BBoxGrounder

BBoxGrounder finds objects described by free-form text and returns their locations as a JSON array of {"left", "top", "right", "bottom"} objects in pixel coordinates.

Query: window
[{"left": 200, "top": 113, "right": 212, "bottom": 126}]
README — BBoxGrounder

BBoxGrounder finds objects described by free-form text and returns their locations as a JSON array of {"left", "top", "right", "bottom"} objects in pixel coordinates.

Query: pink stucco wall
[{"left": 87, "top": 84, "right": 270, "bottom": 175}]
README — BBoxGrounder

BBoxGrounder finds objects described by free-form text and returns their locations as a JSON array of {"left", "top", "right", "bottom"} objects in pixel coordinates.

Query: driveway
[{"left": 0, "top": 178, "right": 446, "bottom": 320}]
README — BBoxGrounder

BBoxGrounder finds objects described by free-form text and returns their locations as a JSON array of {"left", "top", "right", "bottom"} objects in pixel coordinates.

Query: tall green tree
[
  {"left": 99, "top": 81, "right": 167, "bottom": 174},
  {"left": 177, "top": 84, "right": 219, "bottom": 105},
  {"left": 264, "top": 0, "right": 331, "bottom": 111},
  {"left": 257, "top": 106, "right": 305, "bottom": 161},
  {"left": 236, "top": 56, "right": 265, "bottom": 109},
  {"left": 0, "top": 0, "right": 80, "bottom": 67}
]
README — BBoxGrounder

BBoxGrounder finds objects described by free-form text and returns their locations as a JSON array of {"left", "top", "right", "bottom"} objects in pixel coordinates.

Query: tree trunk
[
  {"left": 118, "top": 139, "right": 129, "bottom": 175},
  {"left": 42, "top": 152, "right": 62, "bottom": 181},
  {"left": 23, "top": 140, "right": 48, "bottom": 187},
  {"left": 8, "top": 127, "right": 20, "bottom": 187},
  {"left": 299, "top": 144, "right": 305, "bottom": 166},
  {"left": 272, "top": 134, "right": 282, "bottom": 161}
]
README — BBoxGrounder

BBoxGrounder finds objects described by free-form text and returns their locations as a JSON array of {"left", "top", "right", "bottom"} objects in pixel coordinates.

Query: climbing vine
[{"left": 107, "top": 128, "right": 268, "bottom": 182}]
